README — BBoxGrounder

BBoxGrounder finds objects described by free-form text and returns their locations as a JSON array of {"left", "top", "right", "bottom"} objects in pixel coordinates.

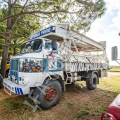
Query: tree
[
  {"left": 0, "top": 8, "right": 7, "bottom": 56},
  {"left": 11, "top": 14, "right": 41, "bottom": 55},
  {"left": 0, "top": 8, "right": 41, "bottom": 52},
  {"left": 0, "top": 7, "right": 41, "bottom": 74},
  {"left": 0, "top": 0, "right": 106, "bottom": 77}
]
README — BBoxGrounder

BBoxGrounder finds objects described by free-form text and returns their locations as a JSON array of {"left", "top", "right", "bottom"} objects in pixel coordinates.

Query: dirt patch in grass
[{"left": 0, "top": 72, "right": 120, "bottom": 120}]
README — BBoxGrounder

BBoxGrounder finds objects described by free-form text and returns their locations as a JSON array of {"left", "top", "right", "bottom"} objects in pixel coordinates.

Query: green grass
[
  {"left": 102, "top": 105, "right": 108, "bottom": 109},
  {"left": 95, "top": 95, "right": 101, "bottom": 99},
  {"left": 18, "top": 98, "right": 24, "bottom": 103},
  {"left": 98, "top": 75, "right": 120, "bottom": 94},
  {"left": 0, "top": 96, "right": 34, "bottom": 115},
  {"left": 74, "top": 109, "right": 89, "bottom": 118},
  {"left": 0, "top": 98, "right": 17, "bottom": 114},
  {"left": 0, "top": 72, "right": 120, "bottom": 120},
  {"left": 67, "top": 101, "right": 75, "bottom": 106},
  {"left": 6, "top": 101, "right": 16, "bottom": 110},
  {"left": 108, "top": 70, "right": 120, "bottom": 72},
  {"left": 108, "top": 66, "right": 120, "bottom": 72},
  {"left": 44, "top": 111, "right": 53, "bottom": 117},
  {"left": 111, "top": 66, "right": 120, "bottom": 70}
]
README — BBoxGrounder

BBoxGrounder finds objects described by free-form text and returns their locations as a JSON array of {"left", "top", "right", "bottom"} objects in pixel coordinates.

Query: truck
[
  {"left": 0, "top": 61, "right": 10, "bottom": 78},
  {"left": 3, "top": 23, "right": 108, "bottom": 110},
  {"left": 5, "top": 61, "right": 10, "bottom": 78},
  {"left": 0, "top": 61, "right": 10, "bottom": 88}
]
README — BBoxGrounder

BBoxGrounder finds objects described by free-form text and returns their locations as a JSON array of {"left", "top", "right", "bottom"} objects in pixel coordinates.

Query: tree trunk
[
  {"left": 14, "top": 47, "right": 16, "bottom": 56},
  {"left": 1, "top": 0, "right": 12, "bottom": 78},
  {"left": 13, "top": 40, "right": 16, "bottom": 55},
  {"left": 1, "top": 29, "right": 11, "bottom": 78}
]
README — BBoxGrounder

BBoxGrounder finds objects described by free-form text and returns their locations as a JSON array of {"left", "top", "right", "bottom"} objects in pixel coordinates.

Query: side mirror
[
  {"left": 111, "top": 46, "right": 118, "bottom": 61},
  {"left": 52, "top": 40, "right": 58, "bottom": 53}
]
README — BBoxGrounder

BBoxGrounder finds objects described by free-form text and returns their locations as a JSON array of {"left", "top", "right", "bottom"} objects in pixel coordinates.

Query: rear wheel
[
  {"left": 33, "top": 80, "right": 62, "bottom": 110},
  {"left": 86, "top": 73, "right": 98, "bottom": 90}
]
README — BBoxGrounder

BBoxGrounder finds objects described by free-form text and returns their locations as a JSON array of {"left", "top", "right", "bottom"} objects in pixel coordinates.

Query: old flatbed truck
[{"left": 3, "top": 23, "right": 108, "bottom": 110}]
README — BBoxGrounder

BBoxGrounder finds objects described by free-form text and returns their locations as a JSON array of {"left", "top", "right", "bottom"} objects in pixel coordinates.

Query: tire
[
  {"left": 86, "top": 73, "right": 98, "bottom": 90},
  {"left": 0, "top": 74, "right": 3, "bottom": 88},
  {"left": 33, "top": 80, "right": 62, "bottom": 110}
]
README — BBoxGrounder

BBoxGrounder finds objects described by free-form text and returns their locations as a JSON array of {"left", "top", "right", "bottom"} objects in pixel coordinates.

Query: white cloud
[
  {"left": 108, "top": 24, "right": 115, "bottom": 28},
  {"left": 87, "top": 20, "right": 120, "bottom": 65},
  {"left": 110, "top": 30, "right": 118, "bottom": 35},
  {"left": 109, "top": 11, "right": 120, "bottom": 30},
  {"left": 84, "top": 0, "right": 120, "bottom": 65},
  {"left": 105, "top": 0, "right": 120, "bottom": 14},
  {"left": 112, "top": 11, "right": 120, "bottom": 29}
]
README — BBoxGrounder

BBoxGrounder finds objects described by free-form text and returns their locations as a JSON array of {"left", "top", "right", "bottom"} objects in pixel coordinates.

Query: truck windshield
[{"left": 20, "top": 39, "right": 43, "bottom": 54}]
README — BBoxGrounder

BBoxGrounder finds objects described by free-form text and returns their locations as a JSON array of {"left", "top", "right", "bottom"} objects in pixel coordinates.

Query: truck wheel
[
  {"left": 86, "top": 73, "right": 98, "bottom": 90},
  {"left": 0, "top": 74, "right": 3, "bottom": 88},
  {"left": 33, "top": 80, "right": 62, "bottom": 110}
]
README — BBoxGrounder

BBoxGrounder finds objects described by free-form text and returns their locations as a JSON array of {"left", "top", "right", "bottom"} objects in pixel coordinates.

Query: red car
[{"left": 101, "top": 94, "right": 120, "bottom": 120}]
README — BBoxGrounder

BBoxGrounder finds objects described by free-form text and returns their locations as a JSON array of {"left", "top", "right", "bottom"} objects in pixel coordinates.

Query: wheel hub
[{"left": 46, "top": 89, "right": 56, "bottom": 101}]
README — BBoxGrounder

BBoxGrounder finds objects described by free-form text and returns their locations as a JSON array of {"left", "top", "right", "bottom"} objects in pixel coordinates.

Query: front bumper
[{"left": 3, "top": 78, "right": 30, "bottom": 95}]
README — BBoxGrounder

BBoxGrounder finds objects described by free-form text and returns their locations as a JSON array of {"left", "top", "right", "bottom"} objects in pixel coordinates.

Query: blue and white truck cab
[{"left": 3, "top": 23, "right": 108, "bottom": 110}]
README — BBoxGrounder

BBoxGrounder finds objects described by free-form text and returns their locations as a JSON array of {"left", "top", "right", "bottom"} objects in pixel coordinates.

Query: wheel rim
[{"left": 46, "top": 89, "right": 56, "bottom": 101}]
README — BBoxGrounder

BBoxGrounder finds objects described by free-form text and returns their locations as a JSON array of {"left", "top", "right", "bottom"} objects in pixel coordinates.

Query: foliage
[
  {"left": 10, "top": 14, "right": 41, "bottom": 55},
  {"left": 0, "top": 8, "right": 41, "bottom": 56},
  {"left": 0, "top": 0, "right": 106, "bottom": 56},
  {"left": 0, "top": 8, "right": 7, "bottom": 56},
  {"left": 0, "top": 0, "right": 106, "bottom": 31},
  {"left": 0, "top": 0, "right": 106, "bottom": 77}
]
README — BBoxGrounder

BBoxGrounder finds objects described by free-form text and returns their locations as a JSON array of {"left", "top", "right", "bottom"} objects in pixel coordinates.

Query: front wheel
[
  {"left": 86, "top": 73, "right": 98, "bottom": 90},
  {"left": 33, "top": 80, "right": 62, "bottom": 110}
]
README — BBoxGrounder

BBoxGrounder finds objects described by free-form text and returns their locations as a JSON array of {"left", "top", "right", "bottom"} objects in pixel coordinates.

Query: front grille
[
  {"left": 11, "top": 59, "right": 19, "bottom": 71},
  {"left": 10, "top": 59, "right": 19, "bottom": 84}
]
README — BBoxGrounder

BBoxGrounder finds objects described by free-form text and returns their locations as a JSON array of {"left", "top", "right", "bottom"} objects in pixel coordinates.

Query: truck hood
[
  {"left": 11, "top": 52, "right": 43, "bottom": 59},
  {"left": 11, "top": 52, "right": 63, "bottom": 59}
]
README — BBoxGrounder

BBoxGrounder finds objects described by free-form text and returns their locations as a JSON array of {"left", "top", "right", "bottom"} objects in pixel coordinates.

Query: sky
[
  {"left": 86, "top": 0, "right": 120, "bottom": 66},
  {"left": 0, "top": 0, "right": 120, "bottom": 66}
]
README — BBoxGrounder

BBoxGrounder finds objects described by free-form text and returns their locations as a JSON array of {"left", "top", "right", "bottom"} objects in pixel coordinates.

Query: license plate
[{"left": 3, "top": 82, "right": 11, "bottom": 90}]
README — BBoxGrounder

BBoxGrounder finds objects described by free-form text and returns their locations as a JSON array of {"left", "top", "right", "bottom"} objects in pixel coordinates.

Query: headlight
[
  {"left": 19, "top": 77, "right": 29, "bottom": 85},
  {"left": 21, "top": 78, "right": 25, "bottom": 84}
]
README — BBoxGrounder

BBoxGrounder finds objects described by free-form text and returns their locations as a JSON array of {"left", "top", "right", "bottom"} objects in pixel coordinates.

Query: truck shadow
[{"left": 0, "top": 83, "right": 119, "bottom": 120}]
